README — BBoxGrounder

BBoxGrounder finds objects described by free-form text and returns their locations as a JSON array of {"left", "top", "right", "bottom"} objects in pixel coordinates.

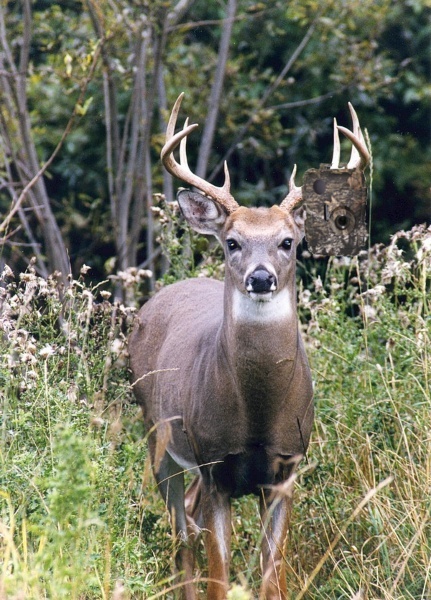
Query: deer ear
[
  {"left": 177, "top": 189, "right": 228, "bottom": 236},
  {"left": 293, "top": 206, "right": 306, "bottom": 240}
]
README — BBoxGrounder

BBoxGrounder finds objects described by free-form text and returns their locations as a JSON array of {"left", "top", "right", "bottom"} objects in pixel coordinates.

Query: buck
[{"left": 129, "top": 94, "right": 369, "bottom": 599}]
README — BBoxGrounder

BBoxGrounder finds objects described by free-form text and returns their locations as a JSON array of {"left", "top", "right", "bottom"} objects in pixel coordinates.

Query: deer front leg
[
  {"left": 259, "top": 488, "right": 293, "bottom": 600},
  {"left": 200, "top": 482, "right": 232, "bottom": 600},
  {"left": 149, "top": 435, "right": 197, "bottom": 600}
]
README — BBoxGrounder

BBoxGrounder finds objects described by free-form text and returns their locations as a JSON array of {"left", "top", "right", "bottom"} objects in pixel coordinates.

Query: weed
[
  {"left": 0, "top": 264, "right": 168, "bottom": 598},
  {"left": 0, "top": 222, "right": 430, "bottom": 598}
]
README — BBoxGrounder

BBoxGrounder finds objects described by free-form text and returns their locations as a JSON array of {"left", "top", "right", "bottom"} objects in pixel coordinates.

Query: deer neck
[
  {"left": 217, "top": 276, "right": 300, "bottom": 439},
  {"left": 221, "top": 275, "right": 300, "bottom": 375}
]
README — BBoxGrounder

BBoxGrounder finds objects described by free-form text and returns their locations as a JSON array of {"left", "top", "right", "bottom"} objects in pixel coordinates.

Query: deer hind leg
[
  {"left": 259, "top": 488, "right": 293, "bottom": 600},
  {"left": 149, "top": 436, "right": 197, "bottom": 600}
]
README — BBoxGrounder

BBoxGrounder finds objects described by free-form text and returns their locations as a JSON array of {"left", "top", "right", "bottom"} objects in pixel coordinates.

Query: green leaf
[{"left": 75, "top": 97, "right": 93, "bottom": 116}]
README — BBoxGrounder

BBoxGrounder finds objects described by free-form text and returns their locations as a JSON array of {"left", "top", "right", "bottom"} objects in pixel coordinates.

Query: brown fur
[{"left": 129, "top": 200, "right": 314, "bottom": 599}]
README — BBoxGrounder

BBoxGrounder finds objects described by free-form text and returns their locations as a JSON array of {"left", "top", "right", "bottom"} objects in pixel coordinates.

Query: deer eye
[
  {"left": 280, "top": 238, "right": 293, "bottom": 251},
  {"left": 226, "top": 238, "right": 241, "bottom": 252}
]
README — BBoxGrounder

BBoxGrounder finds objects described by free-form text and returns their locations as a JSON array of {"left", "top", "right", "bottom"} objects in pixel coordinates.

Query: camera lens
[
  {"left": 329, "top": 206, "right": 355, "bottom": 234},
  {"left": 334, "top": 214, "right": 349, "bottom": 230}
]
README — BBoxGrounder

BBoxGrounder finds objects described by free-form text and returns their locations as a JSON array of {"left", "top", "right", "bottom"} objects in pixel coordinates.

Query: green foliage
[
  {"left": 1, "top": 0, "right": 430, "bottom": 594},
  {"left": 2, "top": 0, "right": 429, "bottom": 278},
  {"left": 292, "top": 224, "right": 431, "bottom": 598},
  {"left": 0, "top": 266, "right": 170, "bottom": 598}
]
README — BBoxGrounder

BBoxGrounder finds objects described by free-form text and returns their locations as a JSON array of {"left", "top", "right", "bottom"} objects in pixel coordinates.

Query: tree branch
[
  {"left": 267, "top": 87, "right": 351, "bottom": 111},
  {"left": 17, "top": 0, "right": 31, "bottom": 109},
  {"left": 196, "top": 0, "right": 237, "bottom": 179},
  {"left": 208, "top": 15, "right": 320, "bottom": 182}
]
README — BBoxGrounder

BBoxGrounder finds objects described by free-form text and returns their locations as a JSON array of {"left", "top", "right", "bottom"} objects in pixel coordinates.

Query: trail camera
[{"left": 303, "top": 165, "right": 368, "bottom": 256}]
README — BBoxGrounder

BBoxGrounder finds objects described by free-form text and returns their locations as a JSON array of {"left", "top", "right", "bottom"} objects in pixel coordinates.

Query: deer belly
[{"left": 210, "top": 445, "right": 294, "bottom": 498}]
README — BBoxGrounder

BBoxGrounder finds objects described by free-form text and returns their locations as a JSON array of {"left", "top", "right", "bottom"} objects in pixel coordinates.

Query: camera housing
[{"left": 303, "top": 165, "right": 368, "bottom": 256}]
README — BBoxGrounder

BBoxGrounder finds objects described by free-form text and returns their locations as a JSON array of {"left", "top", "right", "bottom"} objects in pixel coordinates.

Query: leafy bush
[{"left": 293, "top": 225, "right": 431, "bottom": 599}]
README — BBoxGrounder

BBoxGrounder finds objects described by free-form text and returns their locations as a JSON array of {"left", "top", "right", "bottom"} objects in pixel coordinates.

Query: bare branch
[
  {"left": 267, "top": 87, "right": 350, "bottom": 111},
  {"left": 196, "top": 0, "right": 237, "bottom": 179},
  {"left": 0, "top": 3, "right": 18, "bottom": 76},
  {"left": 86, "top": 0, "right": 119, "bottom": 222},
  {"left": 208, "top": 15, "right": 321, "bottom": 182},
  {"left": 17, "top": 0, "right": 32, "bottom": 108},
  {"left": 166, "top": 9, "right": 266, "bottom": 33},
  {"left": 0, "top": 152, "right": 48, "bottom": 276}
]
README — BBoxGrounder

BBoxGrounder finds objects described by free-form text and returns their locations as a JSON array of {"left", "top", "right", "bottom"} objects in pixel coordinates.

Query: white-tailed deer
[{"left": 129, "top": 94, "right": 369, "bottom": 599}]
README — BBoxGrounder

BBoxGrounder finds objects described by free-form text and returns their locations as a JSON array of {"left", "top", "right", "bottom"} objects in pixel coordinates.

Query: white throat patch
[{"left": 232, "top": 287, "right": 293, "bottom": 323}]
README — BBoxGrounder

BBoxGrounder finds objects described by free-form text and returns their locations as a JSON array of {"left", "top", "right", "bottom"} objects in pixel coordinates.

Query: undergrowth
[
  {"left": 292, "top": 225, "right": 431, "bottom": 599},
  {"left": 0, "top": 267, "right": 171, "bottom": 598},
  {"left": 0, "top": 217, "right": 430, "bottom": 599}
]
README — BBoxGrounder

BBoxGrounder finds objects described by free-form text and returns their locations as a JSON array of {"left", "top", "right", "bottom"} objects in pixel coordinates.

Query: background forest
[
  {"left": 1, "top": 1, "right": 430, "bottom": 599},
  {"left": 0, "top": 0, "right": 430, "bottom": 289}
]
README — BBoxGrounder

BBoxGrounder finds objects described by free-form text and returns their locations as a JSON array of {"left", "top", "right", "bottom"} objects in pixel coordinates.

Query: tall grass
[
  {"left": 0, "top": 267, "right": 171, "bottom": 598},
  {"left": 291, "top": 225, "right": 431, "bottom": 599},
  {"left": 0, "top": 222, "right": 430, "bottom": 598}
]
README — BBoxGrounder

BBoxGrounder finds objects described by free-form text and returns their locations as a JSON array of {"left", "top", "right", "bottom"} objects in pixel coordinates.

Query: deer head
[{"left": 161, "top": 94, "right": 369, "bottom": 299}]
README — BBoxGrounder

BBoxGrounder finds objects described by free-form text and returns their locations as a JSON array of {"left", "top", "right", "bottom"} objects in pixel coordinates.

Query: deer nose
[{"left": 246, "top": 268, "right": 277, "bottom": 294}]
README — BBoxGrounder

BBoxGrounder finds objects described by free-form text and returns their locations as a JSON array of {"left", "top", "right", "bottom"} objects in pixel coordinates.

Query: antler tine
[
  {"left": 336, "top": 102, "right": 370, "bottom": 170},
  {"left": 165, "top": 92, "right": 185, "bottom": 142},
  {"left": 330, "top": 118, "right": 341, "bottom": 169},
  {"left": 180, "top": 118, "right": 191, "bottom": 169},
  {"left": 280, "top": 164, "right": 303, "bottom": 212},
  {"left": 161, "top": 93, "right": 239, "bottom": 214},
  {"left": 347, "top": 102, "right": 361, "bottom": 168}
]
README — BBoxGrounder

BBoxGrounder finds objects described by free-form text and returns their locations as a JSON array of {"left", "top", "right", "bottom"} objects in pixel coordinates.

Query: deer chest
[{"left": 208, "top": 444, "right": 295, "bottom": 498}]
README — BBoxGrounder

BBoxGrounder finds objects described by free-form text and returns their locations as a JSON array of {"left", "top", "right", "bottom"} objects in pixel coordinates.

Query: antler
[
  {"left": 161, "top": 93, "right": 239, "bottom": 214},
  {"left": 279, "top": 164, "right": 303, "bottom": 212},
  {"left": 331, "top": 102, "right": 370, "bottom": 170}
]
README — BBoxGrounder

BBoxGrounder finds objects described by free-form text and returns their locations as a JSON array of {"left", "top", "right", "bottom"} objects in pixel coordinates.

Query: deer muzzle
[{"left": 245, "top": 268, "right": 277, "bottom": 299}]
